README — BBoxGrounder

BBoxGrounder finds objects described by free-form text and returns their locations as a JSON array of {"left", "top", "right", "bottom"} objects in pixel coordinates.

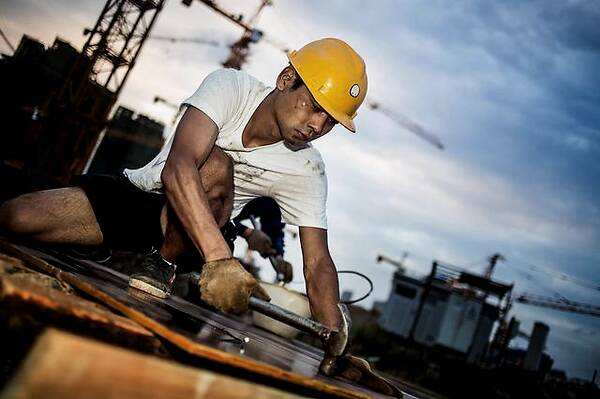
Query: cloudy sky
[{"left": 1, "top": 0, "right": 599, "bottom": 380}]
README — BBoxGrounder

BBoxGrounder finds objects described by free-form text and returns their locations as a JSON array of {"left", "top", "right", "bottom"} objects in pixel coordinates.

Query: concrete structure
[
  {"left": 379, "top": 273, "right": 423, "bottom": 339},
  {"left": 524, "top": 322, "right": 550, "bottom": 371},
  {"left": 437, "top": 293, "right": 483, "bottom": 352},
  {"left": 379, "top": 263, "right": 512, "bottom": 362},
  {"left": 0, "top": 35, "right": 115, "bottom": 180},
  {"left": 88, "top": 106, "right": 164, "bottom": 175}
]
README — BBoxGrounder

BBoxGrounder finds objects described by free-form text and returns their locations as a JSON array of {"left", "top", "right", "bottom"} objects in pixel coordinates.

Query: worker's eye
[{"left": 312, "top": 102, "right": 324, "bottom": 114}]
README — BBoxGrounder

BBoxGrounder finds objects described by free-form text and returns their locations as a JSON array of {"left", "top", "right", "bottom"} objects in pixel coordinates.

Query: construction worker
[{"left": 0, "top": 38, "right": 367, "bottom": 346}]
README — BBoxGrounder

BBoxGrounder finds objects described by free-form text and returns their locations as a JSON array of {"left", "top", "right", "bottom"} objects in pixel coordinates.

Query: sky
[{"left": 1, "top": 0, "right": 599, "bottom": 380}]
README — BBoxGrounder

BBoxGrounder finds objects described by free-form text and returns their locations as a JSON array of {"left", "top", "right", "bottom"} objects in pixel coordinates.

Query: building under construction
[
  {"left": 379, "top": 260, "right": 513, "bottom": 364},
  {"left": 88, "top": 106, "right": 165, "bottom": 175},
  {"left": 0, "top": 34, "right": 114, "bottom": 179}
]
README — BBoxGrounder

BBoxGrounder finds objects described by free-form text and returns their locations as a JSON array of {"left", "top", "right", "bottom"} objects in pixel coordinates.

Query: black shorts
[
  {"left": 72, "top": 174, "right": 238, "bottom": 254},
  {"left": 72, "top": 174, "right": 166, "bottom": 250}
]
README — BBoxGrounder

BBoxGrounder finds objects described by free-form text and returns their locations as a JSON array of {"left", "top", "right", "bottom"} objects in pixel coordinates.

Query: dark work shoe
[{"left": 128, "top": 249, "right": 177, "bottom": 298}]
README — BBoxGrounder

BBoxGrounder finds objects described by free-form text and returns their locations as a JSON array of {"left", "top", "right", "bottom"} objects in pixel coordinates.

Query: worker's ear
[{"left": 276, "top": 66, "right": 296, "bottom": 91}]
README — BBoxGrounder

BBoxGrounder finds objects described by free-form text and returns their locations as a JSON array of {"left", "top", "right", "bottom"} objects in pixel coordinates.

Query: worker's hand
[
  {"left": 319, "top": 355, "right": 403, "bottom": 397},
  {"left": 246, "top": 229, "right": 277, "bottom": 258},
  {"left": 273, "top": 255, "right": 293, "bottom": 283},
  {"left": 320, "top": 304, "right": 351, "bottom": 375},
  {"left": 199, "top": 258, "right": 270, "bottom": 314}
]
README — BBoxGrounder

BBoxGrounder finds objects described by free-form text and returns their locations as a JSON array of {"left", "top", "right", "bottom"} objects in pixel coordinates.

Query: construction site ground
[{"left": 0, "top": 239, "right": 430, "bottom": 399}]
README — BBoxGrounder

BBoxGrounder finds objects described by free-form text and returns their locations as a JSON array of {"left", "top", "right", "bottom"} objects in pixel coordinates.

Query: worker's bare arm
[
  {"left": 299, "top": 226, "right": 342, "bottom": 330},
  {"left": 161, "top": 107, "right": 231, "bottom": 262}
]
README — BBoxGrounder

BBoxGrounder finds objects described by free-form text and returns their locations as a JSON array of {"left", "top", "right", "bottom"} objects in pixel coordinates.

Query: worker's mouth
[{"left": 295, "top": 129, "right": 310, "bottom": 142}]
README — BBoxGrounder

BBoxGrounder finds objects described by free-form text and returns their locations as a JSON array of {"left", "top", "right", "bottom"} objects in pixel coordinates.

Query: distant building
[
  {"left": 372, "top": 300, "right": 386, "bottom": 316},
  {"left": 348, "top": 304, "right": 381, "bottom": 334},
  {"left": 379, "top": 273, "right": 423, "bottom": 338},
  {"left": 547, "top": 368, "right": 567, "bottom": 383},
  {"left": 341, "top": 290, "right": 354, "bottom": 303},
  {"left": 379, "top": 263, "right": 512, "bottom": 362},
  {"left": 87, "top": 106, "right": 164, "bottom": 175},
  {"left": 523, "top": 321, "right": 550, "bottom": 372},
  {"left": 503, "top": 347, "right": 554, "bottom": 376},
  {"left": 1, "top": 35, "right": 114, "bottom": 180}
]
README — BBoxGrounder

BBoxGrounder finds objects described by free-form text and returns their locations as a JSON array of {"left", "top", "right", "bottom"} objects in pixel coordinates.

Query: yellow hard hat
[{"left": 287, "top": 38, "right": 367, "bottom": 133}]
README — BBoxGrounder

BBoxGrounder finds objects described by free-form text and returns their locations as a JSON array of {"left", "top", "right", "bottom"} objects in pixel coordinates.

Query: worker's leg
[
  {"left": 129, "top": 146, "right": 234, "bottom": 297},
  {"left": 0, "top": 187, "right": 103, "bottom": 246}
]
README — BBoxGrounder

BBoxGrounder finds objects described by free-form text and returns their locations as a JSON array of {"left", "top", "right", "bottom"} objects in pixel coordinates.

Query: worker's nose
[{"left": 308, "top": 112, "right": 329, "bottom": 136}]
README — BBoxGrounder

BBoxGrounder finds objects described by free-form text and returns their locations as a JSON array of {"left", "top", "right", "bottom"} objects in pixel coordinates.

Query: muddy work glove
[
  {"left": 272, "top": 255, "right": 293, "bottom": 283},
  {"left": 199, "top": 258, "right": 270, "bottom": 314},
  {"left": 245, "top": 229, "right": 277, "bottom": 258}
]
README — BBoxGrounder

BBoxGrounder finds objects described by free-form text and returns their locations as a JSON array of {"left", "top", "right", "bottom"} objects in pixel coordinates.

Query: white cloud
[
  {"left": 565, "top": 134, "right": 592, "bottom": 151},
  {"left": 322, "top": 137, "right": 598, "bottom": 251}
]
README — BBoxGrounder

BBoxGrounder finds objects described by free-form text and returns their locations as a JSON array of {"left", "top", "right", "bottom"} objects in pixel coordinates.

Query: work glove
[
  {"left": 199, "top": 258, "right": 271, "bottom": 314},
  {"left": 273, "top": 255, "right": 293, "bottom": 283},
  {"left": 246, "top": 229, "right": 277, "bottom": 258}
]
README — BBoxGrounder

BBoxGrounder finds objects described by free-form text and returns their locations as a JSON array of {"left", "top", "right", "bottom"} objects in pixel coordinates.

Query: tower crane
[
  {"left": 516, "top": 293, "right": 600, "bottom": 317},
  {"left": 149, "top": 36, "right": 221, "bottom": 47},
  {"left": 365, "top": 101, "right": 444, "bottom": 150},
  {"left": 376, "top": 252, "right": 409, "bottom": 275},
  {"left": 221, "top": 0, "right": 272, "bottom": 69},
  {"left": 491, "top": 292, "right": 599, "bottom": 361},
  {"left": 0, "top": 27, "right": 15, "bottom": 53}
]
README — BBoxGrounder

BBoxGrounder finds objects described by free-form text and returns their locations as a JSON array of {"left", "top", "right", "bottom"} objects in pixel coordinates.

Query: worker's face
[{"left": 275, "top": 68, "right": 338, "bottom": 149}]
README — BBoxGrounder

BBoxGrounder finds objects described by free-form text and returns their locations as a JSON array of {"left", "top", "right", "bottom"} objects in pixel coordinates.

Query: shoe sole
[{"left": 129, "top": 278, "right": 169, "bottom": 299}]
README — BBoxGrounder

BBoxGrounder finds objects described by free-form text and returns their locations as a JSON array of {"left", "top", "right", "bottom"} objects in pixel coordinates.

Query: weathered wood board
[
  {"left": 2, "top": 328, "right": 309, "bottom": 399},
  {"left": 0, "top": 254, "right": 156, "bottom": 342}
]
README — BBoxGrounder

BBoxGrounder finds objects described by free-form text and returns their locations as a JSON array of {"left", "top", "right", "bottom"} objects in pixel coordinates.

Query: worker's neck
[{"left": 242, "top": 90, "right": 282, "bottom": 148}]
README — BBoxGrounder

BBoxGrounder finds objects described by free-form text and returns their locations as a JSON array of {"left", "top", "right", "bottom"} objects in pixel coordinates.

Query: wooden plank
[
  {"left": 1, "top": 328, "right": 308, "bottom": 399},
  {"left": 0, "top": 251, "right": 163, "bottom": 367},
  {"left": 0, "top": 239, "right": 371, "bottom": 399},
  {"left": 0, "top": 273, "right": 156, "bottom": 342}
]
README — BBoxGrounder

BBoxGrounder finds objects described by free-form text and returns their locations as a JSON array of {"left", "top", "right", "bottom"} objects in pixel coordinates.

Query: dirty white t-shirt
[{"left": 124, "top": 69, "right": 328, "bottom": 229}]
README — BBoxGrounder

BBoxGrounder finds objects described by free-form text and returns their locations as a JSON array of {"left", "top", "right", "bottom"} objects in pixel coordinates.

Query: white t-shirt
[{"left": 124, "top": 69, "right": 328, "bottom": 229}]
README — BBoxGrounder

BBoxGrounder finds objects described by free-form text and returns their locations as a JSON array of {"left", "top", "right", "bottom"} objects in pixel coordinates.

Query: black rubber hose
[{"left": 337, "top": 270, "right": 374, "bottom": 305}]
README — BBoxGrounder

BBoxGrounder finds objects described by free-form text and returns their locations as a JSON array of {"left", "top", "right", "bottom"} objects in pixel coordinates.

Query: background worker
[{"left": 233, "top": 196, "right": 293, "bottom": 283}]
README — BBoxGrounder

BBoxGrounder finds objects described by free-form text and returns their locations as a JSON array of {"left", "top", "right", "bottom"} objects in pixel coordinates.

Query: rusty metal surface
[{"left": 10, "top": 244, "right": 408, "bottom": 398}]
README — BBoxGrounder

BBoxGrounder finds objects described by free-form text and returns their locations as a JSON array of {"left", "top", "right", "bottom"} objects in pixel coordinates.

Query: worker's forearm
[
  {"left": 304, "top": 256, "right": 342, "bottom": 330},
  {"left": 162, "top": 160, "right": 231, "bottom": 262}
]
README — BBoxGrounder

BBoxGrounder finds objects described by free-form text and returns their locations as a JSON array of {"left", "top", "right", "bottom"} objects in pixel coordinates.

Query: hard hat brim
[{"left": 312, "top": 91, "right": 357, "bottom": 133}]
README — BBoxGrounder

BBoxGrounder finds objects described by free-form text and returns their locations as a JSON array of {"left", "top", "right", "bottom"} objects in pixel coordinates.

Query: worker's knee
[{"left": 0, "top": 194, "right": 45, "bottom": 235}]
